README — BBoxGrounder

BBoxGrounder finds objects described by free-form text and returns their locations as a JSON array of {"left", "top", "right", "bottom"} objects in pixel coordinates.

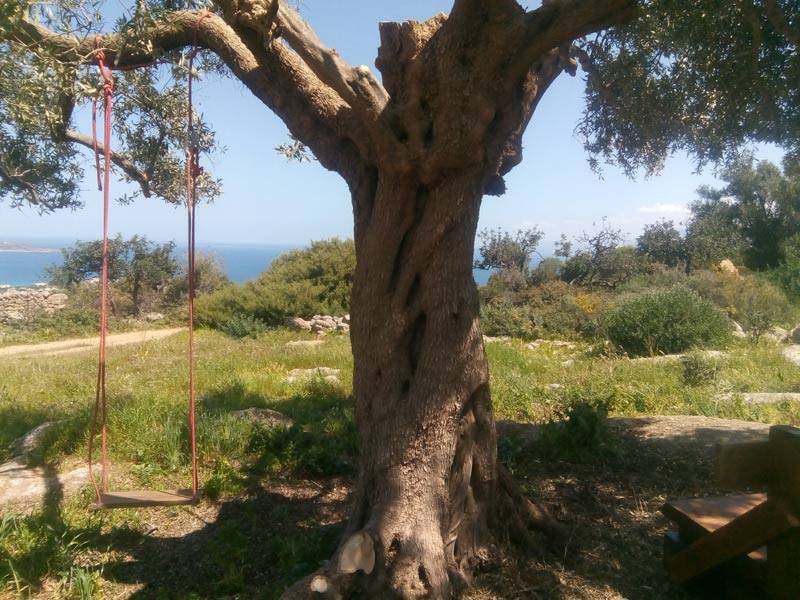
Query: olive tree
[{"left": 2, "top": 1, "right": 799, "bottom": 597}]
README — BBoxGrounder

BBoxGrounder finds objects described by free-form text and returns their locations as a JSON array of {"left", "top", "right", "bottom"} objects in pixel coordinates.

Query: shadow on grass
[{"left": 100, "top": 482, "right": 347, "bottom": 599}]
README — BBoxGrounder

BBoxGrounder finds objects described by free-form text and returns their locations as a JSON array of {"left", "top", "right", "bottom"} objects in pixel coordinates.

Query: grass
[{"left": 1, "top": 328, "right": 799, "bottom": 597}]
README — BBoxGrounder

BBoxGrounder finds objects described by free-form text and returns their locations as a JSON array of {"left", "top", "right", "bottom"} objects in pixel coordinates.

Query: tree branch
[
  {"left": 514, "top": 0, "right": 637, "bottom": 78},
  {"left": 5, "top": 8, "right": 375, "bottom": 182},
  {"left": 275, "top": 2, "right": 390, "bottom": 126},
  {"left": 62, "top": 129, "right": 153, "bottom": 197}
]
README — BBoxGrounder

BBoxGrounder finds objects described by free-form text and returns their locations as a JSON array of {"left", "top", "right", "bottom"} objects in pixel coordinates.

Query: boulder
[
  {"left": 527, "top": 339, "right": 577, "bottom": 351},
  {"left": 718, "top": 259, "right": 741, "bottom": 277},
  {"left": 763, "top": 326, "right": 789, "bottom": 344},
  {"left": 10, "top": 422, "right": 57, "bottom": 458},
  {"left": 286, "top": 317, "right": 313, "bottom": 331}
]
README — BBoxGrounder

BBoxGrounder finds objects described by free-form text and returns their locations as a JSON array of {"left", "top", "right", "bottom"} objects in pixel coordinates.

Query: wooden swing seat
[{"left": 96, "top": 489, "right": 198, "bottom": 509}]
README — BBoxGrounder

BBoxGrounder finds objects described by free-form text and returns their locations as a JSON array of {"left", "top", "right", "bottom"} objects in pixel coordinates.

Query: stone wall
[{"left": 0, "top": 285, "right": 68, "bottom": 324}]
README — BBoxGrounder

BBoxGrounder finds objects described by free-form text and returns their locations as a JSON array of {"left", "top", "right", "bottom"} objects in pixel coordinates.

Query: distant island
[{"left": 0, "top": 242, "right": 59, "bottom": 253}]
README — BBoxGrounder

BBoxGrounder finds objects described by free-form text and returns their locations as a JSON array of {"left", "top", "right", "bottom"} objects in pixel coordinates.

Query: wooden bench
[{"left": 662, "top": 425, "right": 800, "bottom": 599}]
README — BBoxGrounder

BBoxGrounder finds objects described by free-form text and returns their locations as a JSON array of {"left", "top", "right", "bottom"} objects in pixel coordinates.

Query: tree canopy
[{"left": 1, "top": 1, "right": 798, "bottom": 213}]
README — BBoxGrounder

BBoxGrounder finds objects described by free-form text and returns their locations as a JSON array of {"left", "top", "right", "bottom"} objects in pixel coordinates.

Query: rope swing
[{"left": 88, "top": 13, "right": 209, "bottom": 508}]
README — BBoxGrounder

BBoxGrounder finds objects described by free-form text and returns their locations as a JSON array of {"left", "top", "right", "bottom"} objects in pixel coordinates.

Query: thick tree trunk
[
  {"left": 283, "top": 170, "right": 561, "bottom": 600},
  {"left": 347, "top": 170, "right": 494, "bottom": 597}
]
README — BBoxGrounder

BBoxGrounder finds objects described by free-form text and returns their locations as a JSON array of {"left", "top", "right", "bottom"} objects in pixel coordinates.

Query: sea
[
  {"left": 0, "top": 237, "right": 494, "bottom": 286},
  {"left": 0, "top": 238, "right": 293, "bottom": 287}
]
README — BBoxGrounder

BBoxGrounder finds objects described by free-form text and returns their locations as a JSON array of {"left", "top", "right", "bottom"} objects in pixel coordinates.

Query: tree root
[{"left": 281, "top": 463, "right": 567, "bottom": 599}]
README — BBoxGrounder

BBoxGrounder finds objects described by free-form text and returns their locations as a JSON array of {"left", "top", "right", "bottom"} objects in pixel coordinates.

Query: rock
[
  {"left": 336, "top": 322, "right": 350, "bottom": 333},
  {"left": 0, "top": 459, "right": 90, "bottom": 514},
  {"left": 791, "top": 326, "right": 800, "bottom": 344},
  {"left": 286, "top": 317, "right": 312, "bottom": 332},
  {"left": 561, "top": 359, "right": 575, "bottom": 368},
  {"left": 718, "top": 259, "right": 741, "bottom": 277},
  {"left": 231, "top": 408, "right": 294, "bottom": 429},
  {"left": 716, "top": 392, "right": 800, "bottom": 405},
  {"left": 545, "top": 383, "right": 564, "bottom": 391},
  {"left": 286, "top": 367, "right": 341, "bottom": 384},
  {"left": 483, "top": 335, "right": 510, "bottom": 344},
  {"left": 783, "top": 345, "right": 800, "bottom": 366},
  {"left": 527, "top": 339, "right": 577, "bottom": 351},
  {"left": 342, "top": 314, "right": 351, "bottom": 325},
  {"left": 0, "top": 285, "right": 69, "bottom": 324},
  {"left": 732, "top": 321, "right": 747, "bottom": 338},
  {"left": 285, "top": 340, "right": 325, "bottom": 349},
  {"left": 10, "top": 422, "right": 57, "bottom": 458},
  {"left": 143, "top": 312, "right": 164, "bottom": 322},
  {"left": 763, "top": 327, "right": 789, "bottom": 344},
  {"left": 45, "top": 293, "right": 68, "bottom": 307}
]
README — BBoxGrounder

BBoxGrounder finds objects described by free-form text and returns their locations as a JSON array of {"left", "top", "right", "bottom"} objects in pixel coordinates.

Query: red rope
[
  {"left": 186, "top": 10, "right": 210, "bottom": 498},
  {"left": 88, "top": 44, "right": 114, "bottom": 505}
]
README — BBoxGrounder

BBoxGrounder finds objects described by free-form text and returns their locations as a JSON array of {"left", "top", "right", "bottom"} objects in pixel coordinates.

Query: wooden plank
[
  {"left": 96, "top": 489, "right": 198, "bottom": 509},
  {"left": 768, "top": 529, "right": 800, "bottom": 600},
  {"left": 662, "top": 493, "right": 767, "bottom": 540},
  {"left": 666, "top": 498, "right": 799, "bottom": 584},
  {"left": 716, "top": 441, "right": 770, "bottom": 489},
  {"left": 769, "top": 425, "right": 800, "bottom": 511}
]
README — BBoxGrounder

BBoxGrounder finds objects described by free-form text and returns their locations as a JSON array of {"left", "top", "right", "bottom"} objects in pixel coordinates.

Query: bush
[
  {"left": 197, "top": 238, "right": 355, "bottom": 328},
  {"left": 681, "top": 351, "right": 719, "bottom": 386},
  {"left": 480, "top": 300, "right": 538, "bottom": 339},
  {"left": 605, "top": 287, "right": 731, "bottom": 356},
  {"left": 219, "top": 315, "right": 268, "bottom": 339},
  {"left": 537, "top": 403, "right": 619, "bottom": 464}
]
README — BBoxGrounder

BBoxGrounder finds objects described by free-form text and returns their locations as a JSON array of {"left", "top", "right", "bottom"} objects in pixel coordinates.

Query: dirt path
[{"left": 0, "top": 327, "right": 185, "bottom": 359}]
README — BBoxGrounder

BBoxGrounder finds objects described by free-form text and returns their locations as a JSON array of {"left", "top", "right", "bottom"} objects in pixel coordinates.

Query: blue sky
[{"left": 0, "top": 1, "right": 784, "bottom": 252}]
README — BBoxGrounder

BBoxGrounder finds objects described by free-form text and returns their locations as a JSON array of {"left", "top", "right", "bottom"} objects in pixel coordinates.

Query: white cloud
[{"left": 636, "top": 203, "right": 690, "bottom": 215}]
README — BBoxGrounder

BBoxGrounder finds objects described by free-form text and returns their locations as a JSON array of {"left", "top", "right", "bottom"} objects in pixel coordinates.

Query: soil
[
  {"left": 8, "top": 415, "right": 774, "bottom": 599},
  {"left": 0, "top": 328, "right": 184, "bottom": 358}
]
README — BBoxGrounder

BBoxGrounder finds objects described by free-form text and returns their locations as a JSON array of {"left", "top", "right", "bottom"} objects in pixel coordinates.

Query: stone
[
  {"left": 561, "top": 359, "right": 575, "bottom": 368},
  {"left": 45, "top": 293, "right": 68, "bottom": 307},
  {"left": 483, "top": 335, "right": 510, "bottom": 344},
  {"left": 286, "top": 367, "right": 341, "bottom": 384},
  {"left": 342, "top": 314, "right": 351, "bottom": 325},
  {"left": 783, "top": 345, "right": 800, "bottom": 366},
  {"left": 763, "top": 326, "right": 789, "bottom": 344},
  {"left": 718, "top": 259, "right": 741, "bottom": 277},
  {"left": 336, "top": 323, "right": 350, "bottom": 333},
  {"left": 527, "top": 339, "right": 577, "bottom": 351},
  {"left": 716, "top": 392, "right": 800, "bottom": 405},
  {"left": 143, "top": 312, "right": 164, "bottom": 322},
  {"left": 0, "top": 459, "right": 90, "bottom": 514},
  {"left": 231, "top": 408, "right": 294, "bottom": 429},
  {"left": 790, "top": 325, "right": 800, "bottom": 344},
  {"left": 732, "top": 321, "right": 747, "bottom": 338},
  {"left": 286, "top": 317, "right": 312, "bottom": 331},
  {"left": 10, "top": 422, "right": 57, "bottom": 458},
  {"left": 0, "top": 285, "right": 69, "bottom": 324},
  {"left": 286, "top": 340, "right": 325, "bottom": 348}
]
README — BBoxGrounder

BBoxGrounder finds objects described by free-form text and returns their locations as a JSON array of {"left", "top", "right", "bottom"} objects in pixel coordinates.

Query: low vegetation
[{"left": 2, "top": 329, "right": 800, "bottom": 597}]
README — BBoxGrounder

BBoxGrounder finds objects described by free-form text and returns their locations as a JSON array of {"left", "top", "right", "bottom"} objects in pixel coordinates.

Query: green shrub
[
  {"left": 219, "top": 315, "right": 268, "bottom": 339},
  {"left": 197, "top": 238, "right": 355, "bottom": 328},
  {"left": 681, "top": 351, "right": 719, "bottom": 386},
  {"left": 605, "top": 287, "right": 731, "bottom": 356},
  {"left": 537, "top": 403, "right": 619, "bottom": 463},
  {"left": 480, "top": 300, "right": 538, "bottom": 339}
]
